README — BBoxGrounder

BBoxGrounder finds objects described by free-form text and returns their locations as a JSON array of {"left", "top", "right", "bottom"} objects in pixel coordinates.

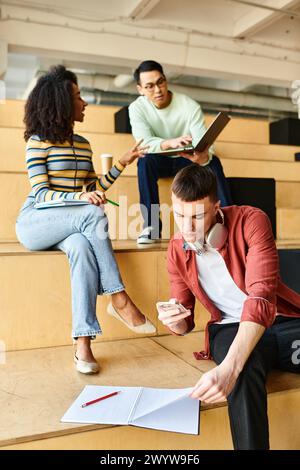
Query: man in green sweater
[{"left": 129, "top": 60, "right": 232, "bottom": 244}]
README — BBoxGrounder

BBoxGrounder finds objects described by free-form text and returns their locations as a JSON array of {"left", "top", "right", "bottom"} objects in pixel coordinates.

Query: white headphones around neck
[{"left": 192, "top": 209, "right": 228, "bottom": 254}]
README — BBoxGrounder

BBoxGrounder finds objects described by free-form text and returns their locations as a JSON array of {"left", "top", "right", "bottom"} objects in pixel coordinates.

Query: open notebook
[
  {"left": 34, "top": 199, "right": 90, "bottom": 209},
  {"left": 61, "top": 385, "right": 200, "bottom": 435}
]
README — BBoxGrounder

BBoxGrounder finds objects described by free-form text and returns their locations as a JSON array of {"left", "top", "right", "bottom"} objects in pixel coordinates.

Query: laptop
[{"left": 146, "top": 111, "right": 231, "bottom": 157}]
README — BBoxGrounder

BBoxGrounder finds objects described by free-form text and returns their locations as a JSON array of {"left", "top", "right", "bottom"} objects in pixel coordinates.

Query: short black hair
[
  {"left": 172, "top": 164, "right": 218, "bottom": 202},
  {"left": 24, "top": 65, "right": 78, "bottom": 143},
  {"left": 133, "top": 60, "right": 164, "bottom": 84}
]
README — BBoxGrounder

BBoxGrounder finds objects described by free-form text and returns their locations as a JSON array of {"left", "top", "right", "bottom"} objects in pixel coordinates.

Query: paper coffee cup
[{"left": 100, "top": 153, "right": 113, "bottom": 174}]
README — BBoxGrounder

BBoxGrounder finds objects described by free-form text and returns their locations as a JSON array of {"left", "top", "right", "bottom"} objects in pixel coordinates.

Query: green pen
[{"left": 106, "top": 198, "right": 119, "bottom": 207}]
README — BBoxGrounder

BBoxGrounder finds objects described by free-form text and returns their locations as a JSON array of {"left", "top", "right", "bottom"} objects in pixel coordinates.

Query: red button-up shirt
[{"left": 167, "top": 205, "right": 300, "bottom": 359}]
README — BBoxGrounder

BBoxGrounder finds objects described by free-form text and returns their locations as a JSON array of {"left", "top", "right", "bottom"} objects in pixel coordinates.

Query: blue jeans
[
  {"left": 138, "top": 154, "right": 233, "bottom": 236},
  {"left": 15, "top": 196, "right": 125, "bottom": 338}
]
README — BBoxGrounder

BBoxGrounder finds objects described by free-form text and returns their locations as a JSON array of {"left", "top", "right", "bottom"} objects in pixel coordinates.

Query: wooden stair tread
[
  {"left": 0, "top": 240, "right": 169, "bottom": 256},
  {"left": 1, "top": 127, "right": 300, "bottom": 174},
  {"left": 0, "top": 240, "right": 299, "bottom": 256},
  {"left": 0, "top": 101, "right": 272, "bottom": 145},
  {"left": 276, "top": 239, "right": 300, "bottom": 249},
  {"left": 154, "top": 332, "right": 300, "bottom": 395},
  {"left": 0, "top": 337, "right": 201, "bottom": 447},
  {"left": 1, "top": 333, "right": 299, "bottom": 448}
]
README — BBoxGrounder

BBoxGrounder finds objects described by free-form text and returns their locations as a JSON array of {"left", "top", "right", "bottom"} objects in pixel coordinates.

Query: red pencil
[{"left": 81, "top": 390, "right": 121, "bottom": 408}]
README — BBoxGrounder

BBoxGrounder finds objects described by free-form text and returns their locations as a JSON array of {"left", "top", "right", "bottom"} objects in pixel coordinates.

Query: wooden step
[
  {"left": 214, "top": 142, "right": 299, "bottom": 164},
  {"left": 276, "top": 182, "right": 300, "bottom": 209},
  {"left": 0, "top": 173, "right": 176, "bottom": 241},
  {"left": 277, "top": 208, "right": 300, "bottom": 240},
  {"left": 1, "top": 236, "right": 299, "bottom": 353},
  {"left": 0, "top": 127, "right": 136, "bottom": 173},
  {"left": 4, "top": 171, "right": 300, "bottom": 242},
  {"left": 1, "top": 333, "right": 299, "bottom": 449},
  {"left": 0, "top": 241, "right": 209, "bottom": 351},
  {"left": 276, "top": 239, "right": 300, "bottom": 249},
  {"left": 3, "top": 171, "right": 300, "bottom": 242},
  {"left": 154, "top": 332, "right": 300, "bottom": 395},
  {"left": 0, "top": 101, "right": 118, "bottom": 133},
  {"left": 153, "top": 333, "right": 300, "bottom": 450},
  {"left": 0, "top": 337, "right": 225, "bottom": 450},
  {"left": 79, "top": 111, "right": 271, "bottom": 145},
  {"left": 1, "top": 126, "right": 299, "bottom": 174},
  {"left": 1, "top": 172, "right": 144, "bottom": 242},
  {"left": 222, "top": 158, "right": 300, "bottom": 182},
  {"left": 0, "top": 172, "right": 31, "bottom": 241},
  {"left": 1, "top": 125, "right": 300, "bottom": 179},
  {"left": 1, "top": 100, "right": 271, "bottom": 144}
]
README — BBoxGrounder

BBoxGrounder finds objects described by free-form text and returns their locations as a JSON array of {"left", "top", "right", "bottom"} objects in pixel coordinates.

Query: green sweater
[{"left": 128, "top": 91, "right": 213, "bottom": 159}]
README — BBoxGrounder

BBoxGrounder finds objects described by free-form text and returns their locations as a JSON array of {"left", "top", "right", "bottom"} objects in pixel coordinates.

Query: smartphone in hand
[{"left": 156, "top": 301, "right": 188, "bottom": 313}]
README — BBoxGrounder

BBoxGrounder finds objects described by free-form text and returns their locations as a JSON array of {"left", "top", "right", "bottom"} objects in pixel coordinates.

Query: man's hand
[
  {"left": 157, "top": 304, "right": 191, "bottom": 328},
  {"left": 161, "top": 135, "right": 192, "bottom": 150},
  {"left": 190, "top": 321, "right": 266, "bottom": 404},
  {"left": 157, "top": 299, "right": 192, "bottom": 334},
  {"left": 79, "top": 190, "right": 107, "bottom": 206},
  {"left": 180, "top": 145, "right": 210, "bottom": 165},
  {"left": 190, "top": 362, "right": 239, "bottom": 404}
]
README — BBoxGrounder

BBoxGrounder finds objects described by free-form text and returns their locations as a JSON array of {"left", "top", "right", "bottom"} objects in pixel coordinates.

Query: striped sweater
[{"left": 26, "top": 134, "right": 125, "bottom": 202}]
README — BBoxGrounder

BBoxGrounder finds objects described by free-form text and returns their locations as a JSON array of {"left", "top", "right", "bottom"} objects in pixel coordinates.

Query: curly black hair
[{"left": 24, "top": 65, "right": 78, "bottom": 143}]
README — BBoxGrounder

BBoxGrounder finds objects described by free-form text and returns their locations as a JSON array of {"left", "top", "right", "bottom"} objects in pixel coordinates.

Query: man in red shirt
[{"left": 158, "top": 164, "right": 300, "bottom": 450}]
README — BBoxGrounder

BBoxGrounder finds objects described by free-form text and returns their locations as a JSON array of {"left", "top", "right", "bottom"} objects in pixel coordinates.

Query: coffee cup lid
[{"left": 101, "top": 153, "right": 113, "bottom": 158}]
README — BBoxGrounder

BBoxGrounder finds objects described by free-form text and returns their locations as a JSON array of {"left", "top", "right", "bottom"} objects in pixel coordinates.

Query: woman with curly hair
[{"left": 16, "top": 65, "right": 156, "bottom": 374}]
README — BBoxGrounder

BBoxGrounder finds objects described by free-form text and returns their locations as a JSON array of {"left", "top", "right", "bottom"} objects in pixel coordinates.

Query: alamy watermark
[
  {"left": 93, "top": 198, "right": 206, "bottom": 241},
  {"left": 291, "top": 340, "right": 300, "bottom": 365},
  {"left": 94, "top": 199, "right": 177, "bottom": 240}
]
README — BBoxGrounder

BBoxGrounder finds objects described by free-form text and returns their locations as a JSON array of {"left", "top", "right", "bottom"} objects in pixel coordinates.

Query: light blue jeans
[{"left": 15, "top": 196, "right": 125, "bottom": 338}]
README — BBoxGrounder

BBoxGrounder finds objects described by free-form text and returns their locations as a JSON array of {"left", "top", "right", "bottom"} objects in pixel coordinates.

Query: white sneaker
[{"left": 137, "top": 226, "right": 160, "bottom": 244}]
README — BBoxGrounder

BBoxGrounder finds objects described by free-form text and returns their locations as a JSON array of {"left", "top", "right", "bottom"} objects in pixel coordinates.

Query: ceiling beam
[
  {"left": 1, "top": 18, "right": 298, "bottom": 87},
  {"left": 127, "top": 0, "right": 161, "bottom": 20},
  {"left": 233, "top": 0, "right": 300, "bottom": 38},
  {"left": 0, "top": 3, "right": 299, "bottom": 88}
]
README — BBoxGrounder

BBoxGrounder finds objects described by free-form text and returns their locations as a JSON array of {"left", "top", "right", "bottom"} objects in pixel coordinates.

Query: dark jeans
[
  {"left": 137, "top": 154, "right": 233, "bottom": 237},
  {"left": 209, "top": 316, "right": 300, "bottom": 450}
]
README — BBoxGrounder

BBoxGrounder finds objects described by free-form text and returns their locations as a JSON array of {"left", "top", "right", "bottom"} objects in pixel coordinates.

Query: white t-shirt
[{"left": 191, "top": 244, "right": 247, "bottom": 324}]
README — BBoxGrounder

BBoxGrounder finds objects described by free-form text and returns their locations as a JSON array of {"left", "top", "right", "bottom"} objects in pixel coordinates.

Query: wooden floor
[
  {"left": 0, "top": 332, "right": 299, "bottom": 450},
  {"left": 0, "top": 334, "right": 216, "bottom": 449}
]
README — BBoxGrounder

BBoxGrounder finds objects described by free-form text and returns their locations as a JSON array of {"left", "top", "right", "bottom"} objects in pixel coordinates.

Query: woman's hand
[
  {"left": 79, "top": 190, "right": 107, "bottom": 206},
  {"left": 119, "top": 139, "right": 149, "bottom": 166}
]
